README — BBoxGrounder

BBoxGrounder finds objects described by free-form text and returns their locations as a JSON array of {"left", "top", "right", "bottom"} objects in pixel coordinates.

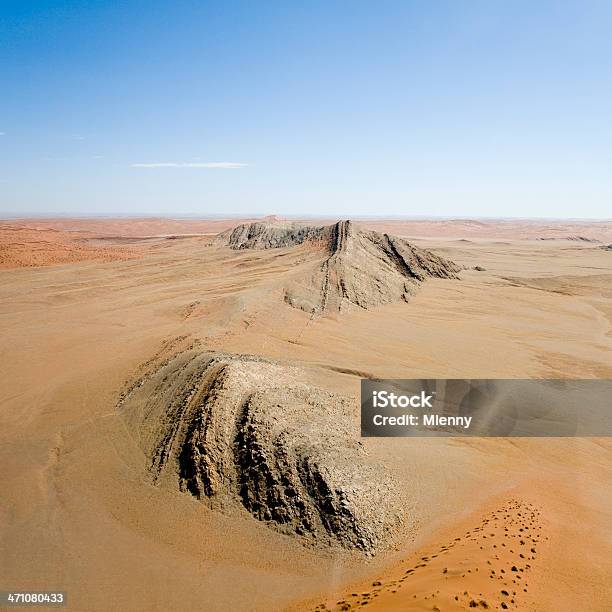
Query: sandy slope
[
  {"left": 0, "top": 219, "right": 610, "bottom": 611},
  {"left": 2, "top": 217, "right": 261, "bottom": 238},
  {"left": 0, "top": 224, "right": 144, "bottom": 268},
  {"left": 297, "top": 438, "right": 612, "bottom": 611},
  {"left": 308, "top": 496, "right": 546, "bottom": 611}
]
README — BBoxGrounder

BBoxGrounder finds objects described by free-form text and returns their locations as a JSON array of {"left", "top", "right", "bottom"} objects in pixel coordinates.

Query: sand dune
[
  {"left": 298, "top": 438, "right": 612, "bottom": 611},
  {"left": 309, "top": 497, "right": 544, "bottom": 611},
  {"left": 2, "top": 217, "right": 255, "bottom": 238},
  {"left": 0, "top": 224, "right": 141, "bottom": 268}
]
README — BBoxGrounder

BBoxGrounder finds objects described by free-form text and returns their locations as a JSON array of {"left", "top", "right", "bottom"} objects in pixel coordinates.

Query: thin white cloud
[
  {"left": 131, "top": 162, "right": 248, "bottom": 169},
  {"left": 0, "top": 132, "right": 5, "bottom": 136}
]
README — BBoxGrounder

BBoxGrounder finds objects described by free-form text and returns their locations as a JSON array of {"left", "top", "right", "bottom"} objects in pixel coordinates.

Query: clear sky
[{"left": 1, "top": 0, "right": 611, "bottom": 218}]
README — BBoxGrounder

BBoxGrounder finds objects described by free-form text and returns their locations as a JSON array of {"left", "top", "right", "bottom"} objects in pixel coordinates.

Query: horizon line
[{"left": 1, "top": 212, "right": 611, "bottom": 223}]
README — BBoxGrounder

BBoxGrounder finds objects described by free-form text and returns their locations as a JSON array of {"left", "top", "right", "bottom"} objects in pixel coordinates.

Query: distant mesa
[
  {"left": 218, "top": 219, "right": 460, "bottom": 314},
  {"left": 120, "top": 349, "right": 401, "bottom": 554},
  {"left": 261, "top": 214, "right": 285, "bottom": 222}
]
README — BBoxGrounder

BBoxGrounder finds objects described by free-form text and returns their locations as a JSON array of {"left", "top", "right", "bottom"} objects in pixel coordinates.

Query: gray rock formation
[
  {"left": 121, "top": 349, "right": 401, "bottom": 553},
  {"left": 221, "top": 220, "right": 326, "bottom": 250},
  {"left": 219, "top": 219, "right": 461, "bottom": 313}
]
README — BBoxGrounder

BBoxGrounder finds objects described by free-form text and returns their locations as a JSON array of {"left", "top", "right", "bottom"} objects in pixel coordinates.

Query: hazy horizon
[
  {"left": 2, "top": 1, "right": 611, "bottom": 219},
  {"left": 2, "top": 211, "right": 611, "bottom": 223}
]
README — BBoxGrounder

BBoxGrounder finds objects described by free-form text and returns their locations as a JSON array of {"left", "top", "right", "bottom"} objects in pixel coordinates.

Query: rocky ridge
[
  {"left": 121, "top": 349, "right": 401, "bottom": 554},
  {"left": 219, "top": 219, "right": 460, "bottom": 313}
]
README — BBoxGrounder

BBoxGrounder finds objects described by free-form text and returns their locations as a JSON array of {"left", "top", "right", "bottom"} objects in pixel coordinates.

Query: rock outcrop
[
  {"left": 538, "top": 236, "right": 600, "bottom": 243},
  {"left": 221, "top": 220, "right": 326, "bottom": 250},
  {"left": 219, "top": 219, "right": 461, "bottom": 313},
  {"left": 121, "top": 349, "right": 401, "bottom": 553}
]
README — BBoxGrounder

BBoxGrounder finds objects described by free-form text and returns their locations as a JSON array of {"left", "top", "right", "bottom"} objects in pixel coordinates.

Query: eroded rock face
[
  {"left": 219, "top": 220, "right": 461, "bottom": 313},
  {"left": 221, "top": 220, "right": 326, "bottom": 250},
  {"left": 121, "top": 350, "right": 401, "bottom": 553}
]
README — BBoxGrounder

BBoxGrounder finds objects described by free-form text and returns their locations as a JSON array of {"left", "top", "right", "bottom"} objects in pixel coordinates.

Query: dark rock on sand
[{"left": 120, "top": 349, "right": 401, "bottom": 554}]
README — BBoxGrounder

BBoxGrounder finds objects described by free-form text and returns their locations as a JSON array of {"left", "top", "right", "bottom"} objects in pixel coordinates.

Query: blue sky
[{"left": 1, "top": 0, "right": 611, "bottom": 218}]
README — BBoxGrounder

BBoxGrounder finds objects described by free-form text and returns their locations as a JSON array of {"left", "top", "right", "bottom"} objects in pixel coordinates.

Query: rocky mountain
[
  {"left": 219, "top": 219, "right": 461, "bottom": 313},
  {"left": 120, "top": 349, "right": 402, "bottom": 554}
]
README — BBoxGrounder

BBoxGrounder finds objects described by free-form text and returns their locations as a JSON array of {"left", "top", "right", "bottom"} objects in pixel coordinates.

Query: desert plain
[{"left": 0, "top": 216, "right": 611, "bottom": 612}]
